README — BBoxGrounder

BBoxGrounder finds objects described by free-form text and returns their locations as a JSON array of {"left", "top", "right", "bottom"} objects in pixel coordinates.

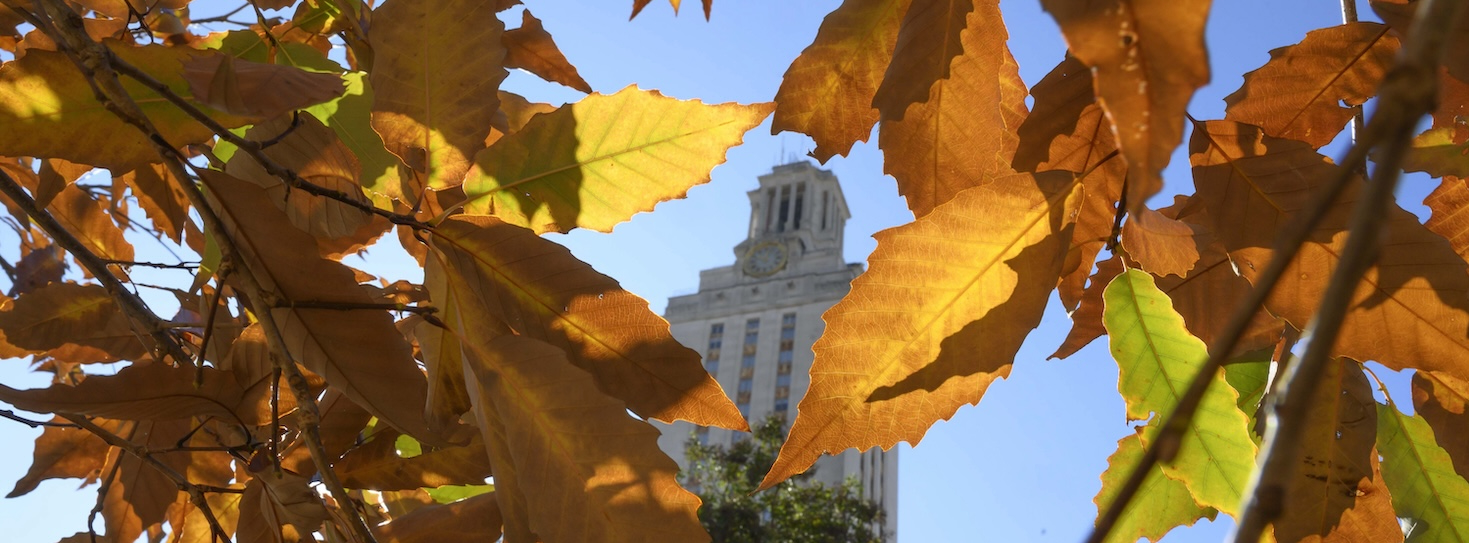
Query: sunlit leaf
[
  {"left": 1040, "top": 0, "right": 1211, "bottom": 214},
  {"left": 428, "top": 216, "right": 746, "bottom": 430},
  {"left": 0, "top": 282, "right": 145, "bottom": 363},
  {"left": 302, "top": 72, "right": 407, "bottom": 206},
  {"left": 119, "top": 164, "right": 190, "bottom": 244},
  {"left": 1425, "top": 176, "right": 1469, "bottom": 265},
  {"left": 412, "top": 313, "right": 472, "bottom": 436},
  {"left": 870, "top": 0, "right": 973, "bottom": 120},
  {"left": 460, "top": 86, "right": 773, "bottom": 233},
  {"left": 48, "top": 184, "right": 134, "bottom": 264},
  {"left": 503, "top": 9, "right": 592, "bottom": 94},
  {"left": 0, "top": 361, "right": 266, "bottom": 425},
  {"left": 7, "top": 416, "right": 117, "bottom": 498},
  {"left": 1414, "top": 371, "right": 1469, "bottom": 481},
  {"left": 370, "top": 0, "right": 508, "bottom": 189},
  {"left": 180, "top": 54, "right": 344, "bottom": 119},
  {"left": 763, "top": 172, "right": 1082, "bottom": 489},
  {"left": 1224, "top": 22, "right": 1399, "bottom": 149},
  {"left": 1377, "top": 404, "right": 1469, "bottom": 542},
  {"left": 372, "top": 492, "right": 503, "bottom": 542},
  {"left": 1102, "top": 268, "right": 1256, "bottom": 513},
  {"left": 879, "top": 0, "right": 1027, "bottom": 217},
  {"left": 1120, "top": 208, "right": 1198, "bottom": 278},
  {"left": 1093, "top": 433, "right": 1217, "bottom": 543},
  {"left": 1402, "top": 127, "right": 1469, "bottom": 179},
  {"left": 770, "top": 0, "right": 911, "bottom": 162},
  {"left": 1052, "top": 254, "right": 1124, "bottom": 359},
  {"left": 239, "top": 469, "right": 329, "bottom": 543},
  {"left": 337, "top": 428, "right": 492, "bottom": 491}
]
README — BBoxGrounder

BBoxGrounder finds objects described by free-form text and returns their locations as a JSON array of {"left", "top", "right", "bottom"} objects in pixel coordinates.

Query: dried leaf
[
  {"left": 871, "top": 0, "right": 973, "bottom": 120},
  {"left": 770, "top": 0, "right": 911, "bottom": 162},
  {"left": 102, "top": 420, "right": 196, "bottom": 543},
  {"left": 7, "top": 416, "right": 117, "bottom": 498},
  {"left": 763, "top": 172, "right": 1082, "bottom": 488},
  {"left": 879, "top": 0, "right": 1027, "bottom": 217},
  {"left": 0, "top": 43, "right": 251, "bottom": 170},
  {"left": 239, "top": 470, "right": 329, "bottom": 543},
  {"left": 413, "top": 316, "right": 471, "bottom": 436},
  {"left": 303, "top": 72, "right": 408, "bottom": 204},
  {"left": 1425, "top": 177, "right": 1469, "bottom": 265},
  {"left": 372, "top": 492, "right": 504, "bottom": 543},
  {"left": 12, "top": 244, "right": 67, "bottom": 295},
  {"left": 0, "top": 282, "right": 145, "bottom": 363},
  {"left": 0, "top": 359, "right": 261, "bottom": 423},
  {"left": 503, "top": 9, "right": 592, "bottom": 93},
  {"left": 370, "top": 0, "right": 507, "bottom": 188},
  {"left": 337, "top": 428, "right": 492, "bottom": 491},
  {"left": 1052, "top": 254, "right": 1124, "bottom": 359},
  {"left": 48, "top": 183, "right": 133, "bottom": 263},
  {"left": 1040, "top": 0, "right": 1211, "bottom": 214},
  {"left": 225, "top": 114, "right": 377, "bottom": 244},
  {"left": 1413, "top": 371, "right": 1469, "bottom": 481},
  {"left": 1191, "top": 120, "right": 1469, "bottom": 382},
  {"left": 459, "top": 334, "right": 707, "bottom": 542},
  {"left": 1120, "top": 208, "right": 1198, "bottom": 278},
  {"left": 461, "top": 86, "right": 773, "bottom": 233},
  {"left": 200, "top": 170, "right": 436, "bottom": 442},
  {"left": 120, "top": 164, "right": 190, "bottom": 244},
  {"left": 428, "top": 216, "right": 745, "bottom": 430},
  {"left": 1224, "top": 22, "right": 1399, "bottom": 149},
  {"left": 181, "top": 53, "right": 345, "bottom": 119}
]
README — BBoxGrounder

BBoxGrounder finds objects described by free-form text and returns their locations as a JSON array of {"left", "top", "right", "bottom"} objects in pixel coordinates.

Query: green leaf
[
  {"left": 459, "top": 85, "right": 774, "bottom": 233},
  {"left": 426, "top": 484, "right": 495, "bottom": 504},
  {"left": 1402, "top": 127, "right": 1469, "bottom": 179},
  {"left": 1102, "top": 268, "right": 1257, "bottom": 514},
  {"left": 1222, "top": 351, "right": 1272, "bottom": 443},
  {"left": 1377, "top": 403, "right": 1469, "bottom": 542},
  {"left": 1093, "top": 433, "right": 1217, "bottom": 543},
  {"left": 303, "top": 73, "right": 405, "bottom": 207}
]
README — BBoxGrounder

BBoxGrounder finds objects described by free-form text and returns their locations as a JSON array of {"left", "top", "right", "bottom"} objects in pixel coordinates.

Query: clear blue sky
[{"left": 0, "top": 1, "right": 1428, "bottom": 541}]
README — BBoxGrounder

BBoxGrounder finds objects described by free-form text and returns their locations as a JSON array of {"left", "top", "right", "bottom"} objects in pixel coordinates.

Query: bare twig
[
  {"left": 0, "top": 408, "right": 80, "bottom": 428},
  {"left": 275, "top": 299, "right": 438, "bottom": 315},
  {"left": 102, "top": 259, "right": 200, "bottom": 270},
  {"left": 0, "top": 169, "right": 194, "bottom": 368},
  {"left": 1231, "top": 0, "right": 1464, "bottom": 539},
  {"left": 195, "top": 270, "right": 231, "bottom": 386},
  {"left": 87, "top": 450, "right": 122, "bottom": 543}
]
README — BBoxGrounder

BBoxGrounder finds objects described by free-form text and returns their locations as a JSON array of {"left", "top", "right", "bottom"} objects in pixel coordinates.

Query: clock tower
[{"left": 655, "top": 161, "right": 896, "bottom": 540}]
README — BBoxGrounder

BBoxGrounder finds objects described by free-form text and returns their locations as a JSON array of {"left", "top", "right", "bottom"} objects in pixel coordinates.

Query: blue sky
[{"left": 0, "top": 0, "right": 1430, "bottom": 541}]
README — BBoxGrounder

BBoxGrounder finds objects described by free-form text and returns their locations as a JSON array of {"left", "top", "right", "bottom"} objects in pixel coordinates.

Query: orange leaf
[
  {"left": 48, "top": 183, "right": 134, "bottom": 263},
  {"left": 1426, "top": 176, "right": 1469, "bottom": 264},
  {"left": 370, "top": 0, "right": 507, "bottom": 188},
  {"left": 0, "top": 282, "right": 145, "bottom": 363},
  {"left": 119, "top": 164, "right": 190, "bottom": 245},
  {"left": 372, "top": 491, "right": 503, "bottom": 542},
  {"left": 1120, "top": 207, "right": 1198, "bottom": 278},
  {"left": 1224, "top": 23, "right": 1398, "bottom": 149},
  {"left": 1052, "top": 254, "right": 1124, "bottom": 359},
  {"left": 0, "top": 361, "right": 265, "bottom": 425},
  {"left": 1040, "top": 0, "right": 1211, "bottom": 214},
  {"left": 181, "top": 53, "right": 344, "bottom": 119},
  {"left": 428, "top": 216, "right": 745, "bottom": 430},
  {"left": 503, "top": 9, "right": 592, "bottom": 93},
  {"left": 7, "top": 416, "right": 117, "bottom": 498},
  {"left": 879, "top": 0, "right": 1027, "bottom": 217},
  {"left": 763, "top": 172, "right": 1082, "bottom": 488},
  {"left": 1413, "top": 371, "right": 1469, "bottom": 480},
  {"left": 871, "top": 0, "right": 973, "bottom": 120},
  {"left": 239, "top": 469, "right": 328, "bottom": 543},
  {"left": 770, "top": 0, "right": 911, "bottom": 162},
  {"left": 337, "top": 428, "right": 492, "bottom": 491}
]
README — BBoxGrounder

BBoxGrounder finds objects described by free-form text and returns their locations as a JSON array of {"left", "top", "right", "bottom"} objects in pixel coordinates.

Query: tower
[{"left": 655, "top": 161, "right": 898, "bottom": 539}]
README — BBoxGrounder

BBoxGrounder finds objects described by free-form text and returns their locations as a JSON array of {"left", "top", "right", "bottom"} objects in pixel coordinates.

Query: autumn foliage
[{"left": 0, "top": 0, "right": 1464, "bottom": 541}]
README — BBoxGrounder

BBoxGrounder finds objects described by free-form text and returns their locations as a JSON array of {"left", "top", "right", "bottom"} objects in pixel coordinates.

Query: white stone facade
[{"left": 653, "top": 161, "right": 898, "bottom": 540}]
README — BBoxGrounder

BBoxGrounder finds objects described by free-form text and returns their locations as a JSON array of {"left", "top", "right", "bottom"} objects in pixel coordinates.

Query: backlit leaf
[
  {"left": 1414, "top": 371, "right": 1469, "bottom": 481},
  {"left": 370, "top": 0, "right": 507, "bottom": 188},
  {"left": 1040, "top": 0, "right": 1211, "bottom": 214},
  {"left": 302, "top": 72, "right": 408, "bottom": 205},
  {"left": 1224, "top": 23, "right": 1399, "bottom": 149},
  {"left": 0, "top": 43, "right": 250, "bottom": 170},
  {"left": 870, "top": 0, "right": 973, "bottom": 120},
  {"left": 337, "top": 428, "right": 492, "bottom": 491},
  {"left": 770, "top": 0, "right": 911, "bottom": 162},
  {"left": 1377, "top": 404, "right": 1469, "bottom": 542},
  {"left": 239, "top": 469, "right": 329, "bottom": 543},
  {"left": 0, "top": 282, "right": 145, "bottom": 363},
  {"left": 503, "top": 9, "right": 592, "bottom": 94},
  {"left": 8, "top": 416, "right": 116, "bottom": 498},
  {"left": 1052, "top": 254, "right": 1124, "bottom": 359},
  {"left": 180, "top": 54, "right": 344, "bottom": 119},
  {"left": 1093, "top": 433, "right": 1217, "bottom": 543},
  {"left": 1120, "top": 208, "right": 1198, "bottom": 278},
  {"left": 48, "top": 183, "right": 134, "bottom": 263},
  {"left": 460, "top": 86, "right": 773, "bottom": 233},
  {"left": 372, "top": 492, "right": 503, "bottom": 542},
  {"left": 200, "top": 170, "right": 436, "bottom": 442},
  {"left": 763, "top": 172, "right": 1082, "bottom": 488},
  {"left": 428, "top": 216, "right": 745, "bottom": 430},
  {"left": 1425, "top": 177, "right": 1469, "bottom": 264},
  {"left": 1402, "top": 127, "right": 1469, "bottom": 179},
  {"left": 119, "top": 164, "right": 190, "bottom": 244},
  {"left": 879, "top": 0, "right": 1027, "bottom": 217},
  {"left": 1191, "top": 120, "right": 1469, "bottom": 383},
  {"left": 458, "top": 334, "right": 707, "bottom": 542},
  {"left": 1102, "top": 268, "right": 1256, "bottom": 513},
  {"left": 0, "top": 361, "right": 264, "bottom": 425}
]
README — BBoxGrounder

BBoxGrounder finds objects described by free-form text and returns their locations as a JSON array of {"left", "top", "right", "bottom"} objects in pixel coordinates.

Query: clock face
[{"left": 743, "top": 241, "right": 788, "bottom": 277}]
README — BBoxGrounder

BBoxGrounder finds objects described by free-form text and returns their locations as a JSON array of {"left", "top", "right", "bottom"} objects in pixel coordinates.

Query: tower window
[
  {"left": 793, "top": 183, "right": 805, "bottom": 230},
  {"left": 822, "top": 191, "right": 830, "bottom": 230},
  {"left": 765, "top": 189, "right": 777, "bottom": 233},
  {"left": 777, "top": 185, "right": 791, "bottom": 232}
]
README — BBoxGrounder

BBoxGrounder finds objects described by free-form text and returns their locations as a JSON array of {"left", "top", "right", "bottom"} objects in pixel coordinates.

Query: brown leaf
[
  {"left": 35, "top": 159, "right": 81, "bottom": 209},
  {"left": 372, "top": 492, "right": 503, "bottom": 543},
  {"left": 1273, "top": 359, "right": 1401, "bottom": 543},
  {"left": 119, "top": 164, "right": 191, "bottom": 244},
  {"left": 428, "top": 216, "right": 746, "bottom": 430},
  {"left": 102, "top": 419, "right": 195, "bottom": 543},
  {"left": 225, "top": 325, "right": 301, "bottom": 424},
  {"left": 200, "top": 170, "right": 437, "bottom": 442},
  {"left": 1224, "top": 23, "right": 1399, "bottom": 149},
  {"left": 370, "top": 0, "right": 507, "bottom": 188},
  {"left": 0, "top": 360, "right": 266, "bottom": 424},
  {"left": 879, "top": 0, "right": 1026, "bottom": 217},
  {"left": 1120, "top": 207, "right": 1198, "bottom": 278},
  {"left": 167, "top": 491, "right": 242, "bottom": 543},
  {"left": 280, "top": 389, "right": 371, "bottom": 475},
  {"left": 764, "top": 172, "right": 1082, "bottom": 488},
  {"left": 181, "top": 53, "right": 345, "bottom": 119},
  {"left": 337, "top": 428, "right": 492, "bottom": 491},
  {"left": 12, "top": 244, "right": 67, "bottom": 295},
  {"left": 484, "top": 90, "right": 556, "bottom": 147},
  {"left": 413, "top": 317, "right": 472, "bottom": 436},
  {"left": 0, "top": 282, "right": 146, "bottom": 363},
  {"left": 503, "top": 9, "right": 592, "bottom": 93},
  {"left": 1191, "top": 120, "right": 1469, "bottom": 380},
  {"left": 225, "top": 114, "right": 378, "bottom": 245},
  {"left": 1051, "top": 254, "right": 1124, "bottom": 359},
  {"left": 1413, "top": 371, "right": 1469, "bottom": 479},
  {"left": 239, "top": 470, "right": 328, "bottom": 543},
  {"left": 459, "top": 334, "right": 707, "bottom": 542},
  {"left": 48, "top": 183, "right": 134, "bottom": 263},
  {"left": 871, "top": 0, "right": 973, "bottom": 120},
  {"left": 1154, "top": 204, "right": 1283, "bottom": 356},
  {"left": 1371, "top": 0, "right": 1469, "bottom": 82},
  {"left": 770, "top": 0, "right": 911, "bottom": 162},
  {"left": 1426, "top": 176, "right": 1469, "bottom": 265},
  {"left": 1040, "top": 0, "right": 1211, "bottom": 214},
  {"left": 8, "top": 416, "right": 117, "bottom": 498}
]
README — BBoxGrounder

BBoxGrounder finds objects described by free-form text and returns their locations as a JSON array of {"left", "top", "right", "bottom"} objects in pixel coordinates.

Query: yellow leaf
[
  {"left": 459, "top": 86, "right": 772, "bottom": 234},
  {"left": 428, "top": 216, "right": 746, "bottom": 430},
  {"left": 770, "top": 0, "right": 911, "bottom": 162},
  {"left": 369, "top": 0, "right": 508, "bottom": 189},
  {"left": 871, "top": 0, "right": 973, "bottom": 120},
  {"left": 879, "top": 0, "right": 1027, "bottom": 217},
  {"left": 1040, "top": 0, "right": 1211, "bottom": 214},
  {"left": 48, "top": 183, "right": 134, "bottom": 264},
  {"left": 459, "top": 334, "right": 707, "bottom": 543},
  {"left": 763, "top": 172, "right": 1082, "bottom": 488},
  {"left": 0, "top": 42, "right": 251, "bottom": 170}
]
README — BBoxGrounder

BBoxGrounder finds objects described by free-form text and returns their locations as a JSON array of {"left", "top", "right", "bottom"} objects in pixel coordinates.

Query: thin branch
[
  {"left": 275, "top": 299, "right": 438, "bottom": 315},
  {"left": 28, "top": 2, "right": 378, "bottom": 540},
  {"left": 0, "top": 408, "right": 80, "bottom": 428},
  {"left": 195, "top": 270, "right": 230, "bottom": 386},
  {"left": 1231, "top": 0, "right": 1464, "bottom": 539},
  {"left": 87, "top": 450, "right": 122, "bottom": 543},
  {"left": 0, "top": 170, "right": 194, "bottom": 368},
  {"left": 103, "top": 259, "right": 200, "bottom": 270}
]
